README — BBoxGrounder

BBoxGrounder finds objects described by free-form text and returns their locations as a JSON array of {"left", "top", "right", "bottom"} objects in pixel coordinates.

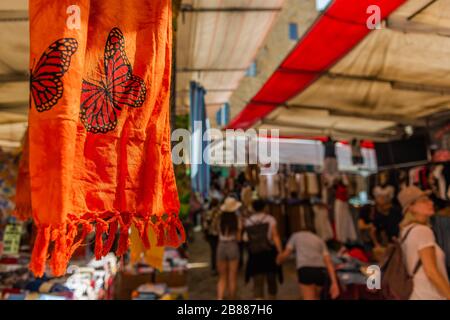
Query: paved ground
[{"left": 187, "top": 231, "right": 301, "bottom": 300}]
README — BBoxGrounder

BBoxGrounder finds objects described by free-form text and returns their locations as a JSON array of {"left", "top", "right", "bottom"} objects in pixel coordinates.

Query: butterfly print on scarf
[
  {"left": 30, "top": 38, "right": 78, "bottom": 112},
  {"left": 80, "top": 27, "right": 147, "bottom": 134}
]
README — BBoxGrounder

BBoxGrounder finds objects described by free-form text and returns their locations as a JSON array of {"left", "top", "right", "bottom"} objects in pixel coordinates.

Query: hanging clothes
[
  {"left": 258, "top": 175, "right": 268, "bottom": 199},
  {"left": 323, "top": 158, "right": 339, "bottom": 184},
  {"left": 432, "top": 215, "right": 450, "bottom": 276},
  {"left": 15, "top": 0, "right": 183, "bottom": 277},
  {"left": 130, "top": 225, "right": 165, "bottom": 270},
  {"left": 372, "top": 185, "right": 395, "bottom": 202},
  {"left": 351, "top": 139, "right": 363, "bottom": 165},
  {"left": 240, "top": 185, "right": 253, "bottom": 210},
  {"left": 443, "top": 164, "right": 450, "bottom": 199},
  {"left": 409, "top": 166, "right": 423, "bottom": 187},
  {"left": 273, "top": 174, "right": 282, "bottom": 198},
  {"left": 266, "top": 174, "right": 276, "bottom": 198},
  {"left": 433, "top": 165, "right": 447, "bottom": 200},
  {"left": 190, "top": 82, "right": 210, "bottom": 198},
  {"left": 334, "top": 184, "right": 357, "bottom": 243},
  {"left": 354, "top": 175, "right": 366, "bottom": 196},
  {"left": 334, "top": 200, "right": 358, "bottom": 243},
  {"left": 323, "top": 138, "right": 337, "bottom": 159},
  {"left": 313, "top": 204, "right": 333, "bottom": 241},
  {"left": 296, "top": 173, "right": 307, "bottom": 198},
  {"left": 306, "top": 173, "right": 319, "bottom": 196},
  {"left": 287, "top": 173, "right": 299, "bottom": 195},
  {"left": 398, "top": 169, "right": 409, "bottom": 191}
]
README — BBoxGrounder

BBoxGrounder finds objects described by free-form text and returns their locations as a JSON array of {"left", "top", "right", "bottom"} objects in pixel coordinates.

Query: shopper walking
[
  {"left": 277, "top": 225, "right": 340, "bottom": 300},
  {"left": 244, "top": 199, "right": 283, "bottom": 300},
  {"left": 203, "top": 198, "right": 221, "bottom": 275},
  {"left": 398, "top": 186, "right": 450, "bottom": 300},
  {"left": 189, "top": 192, "right": 203, "bottom": 232},
  {"left": 216, "top": 197, "right": 243, "bottom": 300}
]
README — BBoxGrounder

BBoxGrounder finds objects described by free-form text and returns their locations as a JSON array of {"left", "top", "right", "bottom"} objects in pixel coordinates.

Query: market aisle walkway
[{"left": 187, "top": 231, "right": 300, "bottom": 300}]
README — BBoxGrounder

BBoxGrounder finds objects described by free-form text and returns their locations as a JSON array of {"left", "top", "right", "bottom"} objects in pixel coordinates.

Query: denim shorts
[{"left": 217, "top": 241, "right": 239, "bottom": 261}]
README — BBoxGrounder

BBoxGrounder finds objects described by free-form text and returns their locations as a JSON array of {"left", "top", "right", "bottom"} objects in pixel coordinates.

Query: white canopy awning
[
  {"left": 176, "top": 0, "right": 285, "bottom": 119},
  {"left": 229, "top": 0, "right": 450, "bottom": 141},
  {"left": 0, "top": 0, "right": 28, "bottom": 147}
]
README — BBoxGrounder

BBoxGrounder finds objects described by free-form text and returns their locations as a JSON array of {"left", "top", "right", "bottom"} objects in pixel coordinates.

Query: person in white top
[
  {"left": 276, "top": 225, "right": 340, "bottom": 300},
  {"left": 216, "top": 197, "right": 243, "bottom": 300},
  {"left": 398, "top": 186, "right": 450, "bottom": 300}
]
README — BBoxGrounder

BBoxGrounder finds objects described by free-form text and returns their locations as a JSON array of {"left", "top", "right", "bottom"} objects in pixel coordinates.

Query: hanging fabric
[
  {"left": 313, "top": 204, "right": 333, "bottom": 241},
  {"left": 433, "top": 165, "right": 447, "bottom": 200},
  {"left": 334, "top": 184, "right": 357, "bottom": 243},
  {"left": 15, "top": 0, "right": 183, "bottom": 277},
  {"left": 130, "top": 225, "right": 165, "bottom": 271},
  {"left": 190, "top": 81, "right": 210, "bottom": 199},
  {"left": 306, "top": 172, "right": 319, "bottom": 196}
]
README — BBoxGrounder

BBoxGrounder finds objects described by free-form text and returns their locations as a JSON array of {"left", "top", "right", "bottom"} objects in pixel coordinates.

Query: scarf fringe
[
  {"left": 12, "top": 204, "right": 33, "bottom": 222},
  {"left": 29, "top": 212, "right": 185, "bottom": 278}
]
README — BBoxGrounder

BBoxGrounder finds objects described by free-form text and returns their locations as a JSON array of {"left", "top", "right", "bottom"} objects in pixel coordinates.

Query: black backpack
[{"left": 245, "top": 217, "right": 272, "bottom": 254}]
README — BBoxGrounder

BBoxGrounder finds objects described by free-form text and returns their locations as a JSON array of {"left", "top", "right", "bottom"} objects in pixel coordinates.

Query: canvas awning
[
  {"left": 0, "top": 0, "right": 29, "bottom": 148},
  {"left": 228, "top": 0, "right": 450, "bottom": 141},
  {"left": 176, "top": 0, "right": 285, "bottom": 119}
]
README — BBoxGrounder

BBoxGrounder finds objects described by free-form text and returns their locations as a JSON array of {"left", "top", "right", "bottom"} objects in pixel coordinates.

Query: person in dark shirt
[
  {"left": 357, "top": 204, "right": 378, "bottom": 250},
  {"left": 373, "top": 195, "right": 403, "bottom": 246}
]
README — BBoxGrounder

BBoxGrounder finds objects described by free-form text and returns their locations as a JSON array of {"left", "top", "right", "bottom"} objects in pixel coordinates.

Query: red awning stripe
[{"left": 227, "top": 0, "right": 406, "bottom": 129}]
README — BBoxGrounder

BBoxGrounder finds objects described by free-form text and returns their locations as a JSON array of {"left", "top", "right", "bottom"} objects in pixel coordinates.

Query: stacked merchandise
[
  {"left": 368, "top": 164, "right": 450, "bottom": 205},
  {"left": 0, "top": 253, "right": 118, "bottom": 300},
  {"left": 132, "top": 283, "right": 187, "bottom": 300},
  {"left": 0, "top": 192, "right": 118, "bottom": 300},
  {"left": 115, "top": 247, "right": 188, "bottom": 300},
  {"left": 0, "top": 151, "right": 19, "bottom": 216}
]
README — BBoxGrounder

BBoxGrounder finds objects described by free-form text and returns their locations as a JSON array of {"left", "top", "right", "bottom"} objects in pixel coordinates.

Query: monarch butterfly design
[
  {"left": 30, "top": 38, "right": 78, "bottom": 112},
  {"left": 80, "top": 27, "right": 147, "bottom": 134}
]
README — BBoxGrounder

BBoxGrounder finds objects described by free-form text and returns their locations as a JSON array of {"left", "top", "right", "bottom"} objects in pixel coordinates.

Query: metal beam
[
  {"left": 0, "top": 73, "right": 28, "bottom": 83},
  {"left": 248, "top": 100, "right": 428, "bottom": 127},
  {"left": 177, "top": 68, "right": 247, "bottom": 73},
  {"left": 0, "top": 102, "right": 28, "bottom": 114},
  {"left": 0, "top": 10, "right": 28, "bottom": 22},
  {"left": 180, "top": 6, "right": 282, "bottom": 13},
  {"left": 258, "top": 119, "right": 398, "bottom": 142},
  {"left": 407, "top": 0, "right": 438, "bottom": 20},
  {"left": 386, "top": 17, "right": 450, "bottom": 38},
  {"left": 285, "top": 104, "right": 427, "bottom": 127},
  {"left": 177, "top": 88, "right": 237, "bottom": 93},
  {"left": 261, "top": 118, "right": 399, "bottom": 138},
  {"left": 278, "top": 67, "right": 450, "bottom": 94}
]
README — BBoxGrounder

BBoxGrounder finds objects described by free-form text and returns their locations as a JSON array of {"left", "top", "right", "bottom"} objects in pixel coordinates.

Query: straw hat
[
  {"left": 397, "top": 186, "right": 431, "bottom": 214},
  {"left": 220, "top": 197, "right": 242, "bottom": 212}
]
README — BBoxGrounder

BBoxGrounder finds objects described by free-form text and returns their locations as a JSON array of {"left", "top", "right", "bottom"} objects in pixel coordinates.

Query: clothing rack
[{"left": 377, "top": 160, "right": 430, "bottom": 171}]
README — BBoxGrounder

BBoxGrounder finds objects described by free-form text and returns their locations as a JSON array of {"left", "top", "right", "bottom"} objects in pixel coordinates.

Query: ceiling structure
[
  {"left": 1, "top": 0, "right": 288, "bottom": 148},
  {"left": 228, "top": 0, "right": 450, "bottom": 141},
  {"left": 1, "top": 0, "right": 449, "bottom": 147},
  {"left": 0, "top": 0, "right": 28, "bottom": 148},
  {"left": 176, "top": 0, "right": 285, "bottom": 119}
]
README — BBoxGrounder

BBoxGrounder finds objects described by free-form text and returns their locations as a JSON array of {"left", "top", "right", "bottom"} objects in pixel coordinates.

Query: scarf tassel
[
  {"left": 102, "top": 220, "right": 118, "bottom": 257},
  {"left": 28, "top": 212, "right": 185, "bottom": 277},
  {"left": 49, "top": 227, "right": 68, "bottom": 277},
  {"left": 116, "top": 231, "right": 130, "bottom": 257},
  {"left": 29, "top": 225, "right": 51, "bottom": 278},
  {"left": 94, "top": 221, "right": 109, "bottom": 260}
]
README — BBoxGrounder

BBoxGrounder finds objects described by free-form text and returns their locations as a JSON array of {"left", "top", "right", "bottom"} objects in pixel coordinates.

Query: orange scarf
[{"left": 16, "top": 0, "right": 183, "bottom": 277}]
